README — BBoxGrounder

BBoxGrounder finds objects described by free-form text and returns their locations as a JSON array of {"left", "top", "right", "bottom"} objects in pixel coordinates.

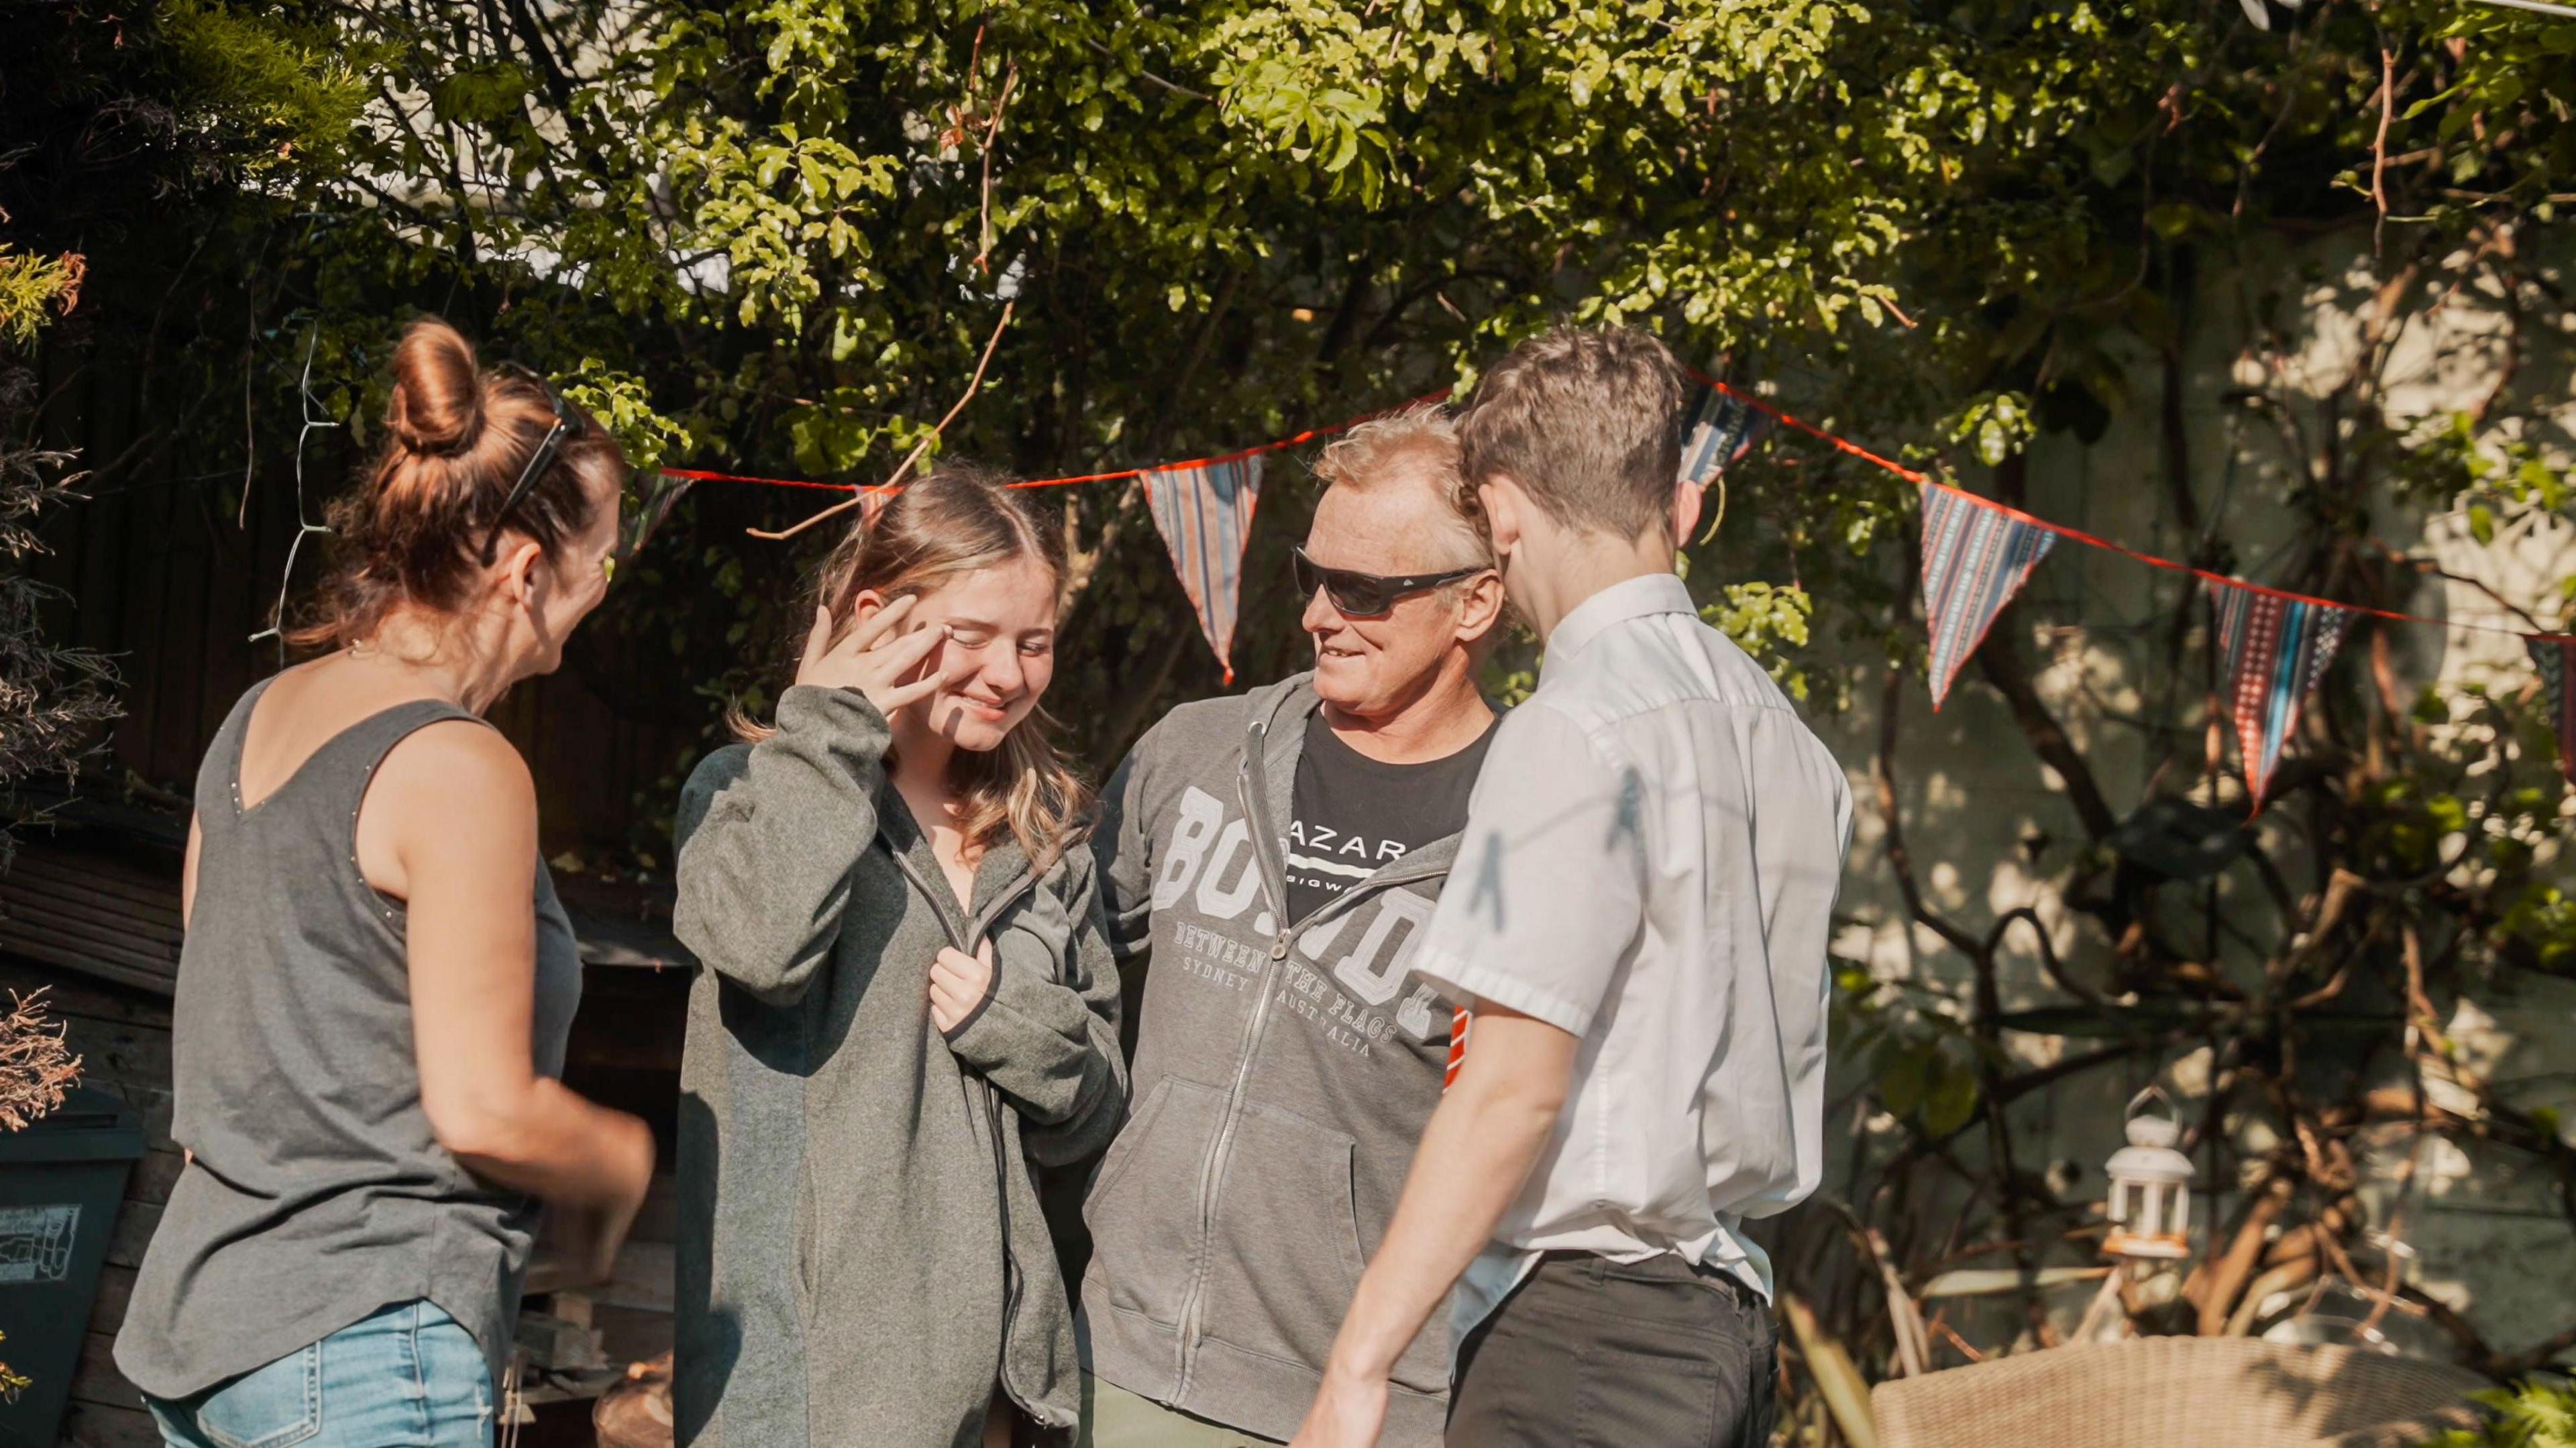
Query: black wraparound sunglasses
[{"left": 1291, "top": 546, "right": 1487, "bottom": 618}]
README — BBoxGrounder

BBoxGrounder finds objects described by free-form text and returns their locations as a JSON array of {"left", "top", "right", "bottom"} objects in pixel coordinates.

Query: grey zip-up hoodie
[
  {"left": 1083, "top": 675, "right": 1466, "bottom": 1447},
  {"left": 671, "top": 685, "right": 1126, "bottom": 1448}
]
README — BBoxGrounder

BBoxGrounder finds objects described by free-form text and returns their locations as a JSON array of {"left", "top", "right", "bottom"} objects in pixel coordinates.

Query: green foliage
[
  {"left": 194, "top": 0, "right": 2071, "bottom": 782},
  {"left": 0, "top": 249, "right": 80, "bottom": 350},
  {"left": 1702, "top": 581, "right": 1816, "bottom": 701},
  {"left": 560, "top": 364, "right": 701, "bottom": 477},
  {"left": 2431, "top": 1378, "right": 2576, "bottom": 1448},
  {"left": 158, "top": 0, "right": 372, "bottom": 175},
  {"left": 1944, "top": 394, "right": 2035, "bottom": 471}
]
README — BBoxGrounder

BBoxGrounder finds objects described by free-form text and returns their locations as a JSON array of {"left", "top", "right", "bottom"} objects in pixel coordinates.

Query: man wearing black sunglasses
[{"left": 1081, "top": 405, "right": 1506, "bottom": 1448}]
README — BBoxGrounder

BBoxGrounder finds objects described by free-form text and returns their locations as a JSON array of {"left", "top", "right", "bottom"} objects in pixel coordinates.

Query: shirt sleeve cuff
[{"left": 1409, "top": 949, "right": 1597, "bottom": 1038}]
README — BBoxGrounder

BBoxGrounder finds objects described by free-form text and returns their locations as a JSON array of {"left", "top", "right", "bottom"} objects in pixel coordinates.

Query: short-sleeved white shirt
[{"left": 1407, "top": 571, "right": 1852, "bottom": 1341}]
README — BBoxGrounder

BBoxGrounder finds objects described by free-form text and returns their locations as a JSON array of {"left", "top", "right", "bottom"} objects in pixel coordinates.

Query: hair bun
[{"left": 385, "top": 318, "right": 486, "bottom": 455}]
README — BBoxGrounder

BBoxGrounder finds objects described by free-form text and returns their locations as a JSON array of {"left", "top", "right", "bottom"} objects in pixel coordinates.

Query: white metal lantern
[{"left": 2102, "top": 1088, "right": 2196, "bottom": 1261}]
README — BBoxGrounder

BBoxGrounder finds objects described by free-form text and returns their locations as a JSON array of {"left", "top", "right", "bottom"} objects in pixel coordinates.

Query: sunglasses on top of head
[
  {"left": 1291, "top": 546, "right": 1487, "bottom": 619},
  {"left": 478, "top": 374, "right": 698, "bottom": 587},
  {"left": 480, "top": 375, "right": 583, "bottom": 567}
]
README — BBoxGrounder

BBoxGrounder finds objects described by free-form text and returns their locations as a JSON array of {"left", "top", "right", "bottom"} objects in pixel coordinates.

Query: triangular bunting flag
[
  {"left": 614, "top": 470, "right": 696, "bottom": 569},
  {"left": 1144, "top": 453, "right": 1264, "bottom": 685},
  {"left": 1677, "top": 384, "right": 1774, "bottom": 490},
  {"left": 1918, "top": 484, "right": 2059, "bottom": 710},
  {"left": 2210, "top": 581, "right": 2355, "bottom": 805},
  {"left": 2530, "top": 634, "right": 2575, "bottom": 783}
]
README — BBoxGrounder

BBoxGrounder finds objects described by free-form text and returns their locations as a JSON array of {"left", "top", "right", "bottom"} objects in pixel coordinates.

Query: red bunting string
[
  {"left": 1691, "top": 375, "right": 1932, "bottom": 486},
  {"left": 659, "top": 467, "right": 850, "bottom": 492},
  {"left": 661, "top": 370, "right": 2560, "bottom": 651},
  {"left": 1688, "top": 374, "right": 2559, "bottom": 645}
]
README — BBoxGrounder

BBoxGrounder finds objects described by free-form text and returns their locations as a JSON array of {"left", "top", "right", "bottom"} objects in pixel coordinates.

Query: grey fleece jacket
[
  {"left": 671, "top": 685, "right": 1126, "bottom": 1448},
  {"left": 1082, "top": 675, "right": 1467, "bottom": 1447}
]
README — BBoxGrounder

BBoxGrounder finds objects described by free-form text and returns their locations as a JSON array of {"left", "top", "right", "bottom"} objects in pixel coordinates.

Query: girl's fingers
[
  {"left": 798, "top": 605, "right": 833, "bottom": 676},
  {"left": 927, "top": 964, "right": 974, "bottom": 1029},
  {"left": 870, "top": 620, "right": 949, "bottom": 672},
  {"left": 843, "top": 594, "right": 916, "bottom": 654},
  {"left": 877, "top": 673, "right": 944, "bottom": 712}
]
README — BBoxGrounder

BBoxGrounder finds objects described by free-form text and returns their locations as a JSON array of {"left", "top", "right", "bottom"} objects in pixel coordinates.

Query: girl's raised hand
[{"left": 794, "top": 598, "right": 946, "bottom": 718}]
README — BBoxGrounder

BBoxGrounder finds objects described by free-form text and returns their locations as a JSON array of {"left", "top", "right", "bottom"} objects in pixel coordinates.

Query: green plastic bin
[{"left": 0, "top": 1086, "right": 145, "bottom": 1448}]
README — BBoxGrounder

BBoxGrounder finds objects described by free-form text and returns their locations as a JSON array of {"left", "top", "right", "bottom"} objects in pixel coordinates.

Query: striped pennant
[
  {"left": 614, "top": 471, "right": 696, "bottom": 568},
  {"left": 2531, "top": 635, "right": 2575, "bottom": 783},
  {"left": 1443, "top": 1006, "right": 1472, "bottom": 1093},
  {"left": 1677, "top": 384, "right": 1774, "bottom": 490},
  {"left": 1918, "top": 484, "right": 2059, "bottom": 710},
  {"left": 1144, "top": 454, "right": 1265, "bottom": 685},
  {"left": 2210, "top": 581, "right": 2355, "bottom": 806}
]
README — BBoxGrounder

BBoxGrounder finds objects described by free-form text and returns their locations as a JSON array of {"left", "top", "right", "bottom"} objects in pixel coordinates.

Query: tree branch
[
  {"left": 1971, "top": 604, "right": 2121, "bottom": 842},
  {"left": 1875, "top": 665, "right": 1982, "bottom": 956},
  {"left": 749, "top": 300, "right": 1015, "bottom": 541}
]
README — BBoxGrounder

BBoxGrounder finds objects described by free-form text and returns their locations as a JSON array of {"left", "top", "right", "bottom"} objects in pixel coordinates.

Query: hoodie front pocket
[
  {"left": 1199, "top": 1103, "right": 1368, "bottom": 1368},
  {"left": 1085, "top": 1077, "right": 1225, "bottom": 1327}
]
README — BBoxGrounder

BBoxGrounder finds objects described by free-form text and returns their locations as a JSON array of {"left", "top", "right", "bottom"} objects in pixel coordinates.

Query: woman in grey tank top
[{"left": 116, "top": 318, "right": 658, "bottom": 1448}]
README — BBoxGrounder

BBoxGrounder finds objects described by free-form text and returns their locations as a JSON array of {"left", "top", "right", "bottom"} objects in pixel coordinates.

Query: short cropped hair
[
  {"left": 1313, "top": 403, "right": 1492, "bottom": 571},
  {"left": 1456, "top": 327, "right": 1686, "bottom": 540}
]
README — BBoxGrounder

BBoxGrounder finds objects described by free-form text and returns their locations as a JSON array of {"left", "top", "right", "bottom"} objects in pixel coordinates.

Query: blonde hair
[
  {"left": 1312, "top": 403, "right": 1493, "bottom": 571},
  {"left": 291, "top": 317, "right": 625, "bottom": 649},
  {"left": 735, "top": 464, "right": 1093, "bottom": 869}
]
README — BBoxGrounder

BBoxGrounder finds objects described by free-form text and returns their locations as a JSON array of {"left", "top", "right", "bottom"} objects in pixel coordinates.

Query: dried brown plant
[{"left": 0, "top": 989, "right": 79, "bottom": 1131}]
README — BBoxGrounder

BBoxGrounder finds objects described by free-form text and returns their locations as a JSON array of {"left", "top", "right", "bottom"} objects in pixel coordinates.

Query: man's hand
[
  {"left": 1287, "top": 1365, "right": 1389, "bottom": 1448},
  {"left": 1285, "top": 1006, "right": 1578, "bottom": 1448}
]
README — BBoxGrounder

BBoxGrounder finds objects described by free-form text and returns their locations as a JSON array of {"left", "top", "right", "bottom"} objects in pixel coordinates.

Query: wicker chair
[{"left": 1871, "top": 1337, "right": 2488, "bottom": 1448}]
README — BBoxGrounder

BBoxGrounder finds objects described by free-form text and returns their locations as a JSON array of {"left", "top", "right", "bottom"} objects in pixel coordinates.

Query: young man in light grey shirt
[{"left": 1291, "top": 328, "right": 1852, "bottom": 1448}]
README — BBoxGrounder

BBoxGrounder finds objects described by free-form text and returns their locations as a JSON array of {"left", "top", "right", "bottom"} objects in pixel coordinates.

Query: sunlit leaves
[
  {"left": 1703, "top": 581, "right": 1817, "bottom": 700},
  {"left": 560, "top": 364, "right": 699, "bottom": 476}
]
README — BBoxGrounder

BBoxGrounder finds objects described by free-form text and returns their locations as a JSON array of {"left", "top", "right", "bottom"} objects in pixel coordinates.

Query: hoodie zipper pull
[{"left": 1271, "top": 932, "right": 1291, "bottom": 960}]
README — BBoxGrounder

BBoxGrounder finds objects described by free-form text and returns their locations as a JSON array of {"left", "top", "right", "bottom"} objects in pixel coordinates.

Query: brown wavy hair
[
  {"left": 290, "top": 317, "right": 625, "bottom": 649},
  {"left": 735, "top": 464, "right": 1094, "bottom": 869}
]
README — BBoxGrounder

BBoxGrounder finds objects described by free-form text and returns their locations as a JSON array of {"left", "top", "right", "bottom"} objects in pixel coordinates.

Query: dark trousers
[{"left": 1447, "top": 1252, "right": 1777, "bottom": 1448}]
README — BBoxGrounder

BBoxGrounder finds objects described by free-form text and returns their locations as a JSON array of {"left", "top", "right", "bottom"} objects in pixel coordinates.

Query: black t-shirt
[{"left": 1283, "top": 709, "right": 1499, "bottom": 926}]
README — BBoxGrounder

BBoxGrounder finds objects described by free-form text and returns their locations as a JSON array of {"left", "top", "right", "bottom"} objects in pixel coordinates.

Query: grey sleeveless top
[{"left": 115, "top": 676, "right": 584, "bottom": 1397}]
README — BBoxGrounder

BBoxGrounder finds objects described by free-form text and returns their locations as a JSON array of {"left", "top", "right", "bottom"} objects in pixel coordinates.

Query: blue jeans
[{"left": 146, "top": 1300, "right": 494, "bottom": 1448}]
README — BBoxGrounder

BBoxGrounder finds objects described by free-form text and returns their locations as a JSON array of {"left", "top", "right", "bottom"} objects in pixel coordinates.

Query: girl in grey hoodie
[{"left": 671, "top": 466, "right": 1126, "bottom": 1448}]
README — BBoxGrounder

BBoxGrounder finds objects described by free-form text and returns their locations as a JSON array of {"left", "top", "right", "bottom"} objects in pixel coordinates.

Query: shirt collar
[{"left": 1541, "top": 571, "right": 1695, "bottom": 675}]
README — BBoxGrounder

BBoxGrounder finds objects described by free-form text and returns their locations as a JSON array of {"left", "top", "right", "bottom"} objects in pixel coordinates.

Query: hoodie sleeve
[
  {"left": 1091, "top": 730, "right": 1158, "bottom": 968},
  {"left": 943, "top": 851, "right": 1129, "bottom": 1168},
  {"left": 672, "top": 685, "right": 888, "bottom": 1007}
]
